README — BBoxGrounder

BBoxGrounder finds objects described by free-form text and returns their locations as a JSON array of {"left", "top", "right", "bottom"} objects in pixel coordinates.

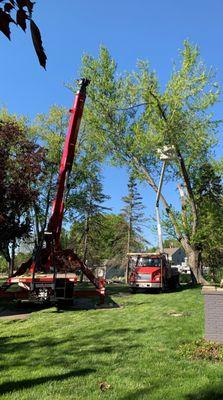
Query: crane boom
[{"left": 47, "top": 78, "right": 90, "bottom": 248}]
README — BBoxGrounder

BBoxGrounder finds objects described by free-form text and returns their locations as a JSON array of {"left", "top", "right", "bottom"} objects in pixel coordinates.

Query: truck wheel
[
  {"left": 168, "top": 275, "right": 180, "bottom": 291},
  {"left": 56, "top": 299, "right": 73, "bottom": 311},
  {"left": 131, "top": 287, "right": 137, "bottom": 294},
  {"left": 173, "top": 275, "right": 181, "bottom": 290},
  {"left": 162, "top": 280, "right": 169, "bottom": 293}
]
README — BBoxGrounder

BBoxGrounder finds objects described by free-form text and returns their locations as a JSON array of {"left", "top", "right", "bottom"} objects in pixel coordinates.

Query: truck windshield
[{"left": 138, "top": 257, "right": 161, "bottom": 267}]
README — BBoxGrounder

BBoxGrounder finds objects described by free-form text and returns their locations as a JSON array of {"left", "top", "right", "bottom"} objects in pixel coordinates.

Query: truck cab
[{"left": 128, "top": 252, "right": 179, "bottom": 292}]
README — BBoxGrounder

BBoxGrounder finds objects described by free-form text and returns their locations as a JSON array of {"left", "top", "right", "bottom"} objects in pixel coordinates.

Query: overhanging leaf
[
  {"left": 24, "top": 0, "right": 34, "bottom": 15},
  {"left": 0, "top": 8, "right": 15, "bottom": 39},
  {"left": 30, "top": 19, "right": 47, "bottom": 69},
  {"left": 16, "top": 0, "right": 34, "bottom": 14},
  {"left": 4, "top": 3, "right": 14, "bottom": 12},
  {"left": 16, "top": 8, "right": 27, "bottom": 31},
  {"left": 16, "top": 0, "right": 27, "bottom": 8}
]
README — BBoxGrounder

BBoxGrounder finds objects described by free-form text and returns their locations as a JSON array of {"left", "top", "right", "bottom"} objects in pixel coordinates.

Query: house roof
[
  {"left": 155, "top": 247, "right": 181, "bottom": 256},
  {"left": 163, "top": 247, "right": 180, "bottom": 256}
]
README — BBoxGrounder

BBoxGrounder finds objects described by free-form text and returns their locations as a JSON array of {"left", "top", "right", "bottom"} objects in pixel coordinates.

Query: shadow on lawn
[
  {"left": 0, "top": 301, "right": 52, "bottom": 320},
  {"left": 185, "top": 384, "right": 223, "bottom": 400},
  {"left": 0, "top": 292, "right": 119, "bottom": 316},
  {"left": 121, "top": 384, "right": 223, "bottom": 400},
  {"left": 0, "top": 369, "right": 95, "bottom": 396},
  {"left": 177, "top": 283, "right": 201, "bottom": 292},
  {"left": 106, "top": 284, "right": 130, "bottom": 295},
  {"left": 45, "top": 289, "right": 121, "bottom": 312},
  {"left": 107, "top": 283, "right": 201, "bottom": 296},
  {"left": 0, "top": 326, "right": 142, "bottom": 371}
]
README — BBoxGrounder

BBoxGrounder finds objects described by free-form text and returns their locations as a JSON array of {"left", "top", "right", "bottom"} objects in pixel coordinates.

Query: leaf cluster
[{"left": 0, "top": 0, "right": 46, "bottom": 68}]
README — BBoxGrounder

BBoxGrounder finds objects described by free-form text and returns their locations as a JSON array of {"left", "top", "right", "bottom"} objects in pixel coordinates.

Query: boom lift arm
[{"left": 47, "top": 78, "right": 90, "bottom": 249}]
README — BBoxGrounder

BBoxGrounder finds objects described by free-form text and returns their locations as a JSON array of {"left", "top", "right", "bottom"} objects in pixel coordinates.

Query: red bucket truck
[{"left": 128, "top": 252, "right": 179, "bottom": 292}]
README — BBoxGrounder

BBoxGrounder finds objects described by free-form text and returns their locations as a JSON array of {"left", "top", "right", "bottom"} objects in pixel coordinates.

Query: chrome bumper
[{"left": 130, "top": 282, "right": 161, "bottom": 288}]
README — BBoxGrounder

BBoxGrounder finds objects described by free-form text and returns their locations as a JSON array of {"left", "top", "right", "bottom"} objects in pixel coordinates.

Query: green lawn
[{"left": 0, "top": 286, "right": 223, "bottom": 400}]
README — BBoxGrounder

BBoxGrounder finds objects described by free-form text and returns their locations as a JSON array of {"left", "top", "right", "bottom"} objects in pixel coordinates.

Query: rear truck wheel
[
  {"left": 56, "top": 298, "right": 73, "bottom": 311},
  {"left": 168, "top": 275, "right": 180, "bottom": 291},
  {"left": 162, "top": 279, "right": 170, "bottom": 293},
  {"left": 173, "top": 274, "right": 180, "bottom": 290},
  {"left": 152, "top": 288, "right": 162, "bottom": 294}
]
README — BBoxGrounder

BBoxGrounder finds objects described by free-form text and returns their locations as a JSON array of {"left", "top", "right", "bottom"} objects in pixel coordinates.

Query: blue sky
[{"left": 0, "top": 0, "right": 223, "bottom": 245}]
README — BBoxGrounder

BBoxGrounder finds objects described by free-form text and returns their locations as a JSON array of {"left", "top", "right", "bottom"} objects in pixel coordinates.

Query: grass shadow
[
  {"left": 0, "top": 301, "right": 53, "bottom": 320},
  {"left": 0, "top": 369, "right": 95, "bottom": 396},
  {"left": 106, "top": 284, "right": 130, "bottom": 296},
  {"left": 55, "top": 294, "right": 120, "bottom": 311},
  {"left": 185, "top": 384, "right": 223, "bottom": 400},
  {"left": 177, "top": 283, "right": 202, "bottom": 292}
]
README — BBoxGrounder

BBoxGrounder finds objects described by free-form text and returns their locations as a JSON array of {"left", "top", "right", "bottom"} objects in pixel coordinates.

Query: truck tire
[
  {"left": 168, "top": 275, "right": 180, "bottom": 291},
  {"left": 56, "top": 298, "right": 73, "bottom": 311},
  {"left": 131, "top": 287, "right": 137, "bottom": 294},
  {"left": 162, "top": 280, "right": 169, "bottom": 293}
]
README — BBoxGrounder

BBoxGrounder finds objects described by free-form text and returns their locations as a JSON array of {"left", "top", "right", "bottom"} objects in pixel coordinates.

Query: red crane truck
[
  {"left": 128, "top": 252, "right": 179, "bottom": 292},
  {"left": 0, "top": 78, "right": 106, "bottom": 305}
]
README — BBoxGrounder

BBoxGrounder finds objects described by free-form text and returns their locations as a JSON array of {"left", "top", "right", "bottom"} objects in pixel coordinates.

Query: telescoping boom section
[
  {"left": 47, "top": 78, "right": 90, "bottom": 249},
  {"left": 0, "top": 79, "right": 106, "bottom": 305}
]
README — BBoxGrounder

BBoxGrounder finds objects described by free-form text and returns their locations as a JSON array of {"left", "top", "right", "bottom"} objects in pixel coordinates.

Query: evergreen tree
[
  {"left": 122, "top": 172, "right": 147, "bottom": 253},
  {"left": 121, "top": 172, "right": 147, "bottom": 281}
]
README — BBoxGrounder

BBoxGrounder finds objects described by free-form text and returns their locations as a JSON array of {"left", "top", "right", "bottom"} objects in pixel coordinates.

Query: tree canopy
[
  {"left": 69, "top": 41, "right": 222, "bottom": 283},
  {"left": 0, "top": 119, "right": 44, "bottom": 274}
]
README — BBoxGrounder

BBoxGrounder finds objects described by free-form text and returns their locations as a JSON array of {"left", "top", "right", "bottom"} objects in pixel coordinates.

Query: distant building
[{"left": 163, "top": 247, "right": 186, "bottom": 266}]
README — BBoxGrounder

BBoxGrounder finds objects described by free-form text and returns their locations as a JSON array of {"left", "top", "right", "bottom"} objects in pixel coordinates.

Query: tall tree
[
  {"left": 32, "top": 106, "right": 69, "bottom": 244},
  {"left": 0, "top": 119, "right": 44, "bottom": 275},
  {"left": 192, "top": 163, "right": 223, "bottom": 281},
  {"left": 67, "top": 155, "right": 110, "bottom": 267},
  {"left": 74, "top": 42, "right": 221, "bottom": 284}
]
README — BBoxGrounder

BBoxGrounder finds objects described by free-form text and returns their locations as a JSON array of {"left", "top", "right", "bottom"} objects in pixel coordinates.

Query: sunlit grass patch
[{"left": 1, "top": 286, "right": 223, "bottom": 400}]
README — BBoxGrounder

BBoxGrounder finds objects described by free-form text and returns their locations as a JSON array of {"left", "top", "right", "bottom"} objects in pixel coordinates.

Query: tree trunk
[
  {"left": 80, "top": 215, "right": 89, "bottom": 283},
  {"left": 33, "top": 204, "right": 40, "bottom": 244},
  {"left": 83, "top": 217, "right": 89, "bottom": 263},
  {"left": 7, "top": 255, "right": 12, "bottom": 277},
  {"left": 181, "top": 238, "right": 208, "bottom": 285},
  {"left": 125, "top": 221, "right": 131, "bottom": 284},
  {"left": 8, "top": 239, "right": 16, "bottom": 277}
]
